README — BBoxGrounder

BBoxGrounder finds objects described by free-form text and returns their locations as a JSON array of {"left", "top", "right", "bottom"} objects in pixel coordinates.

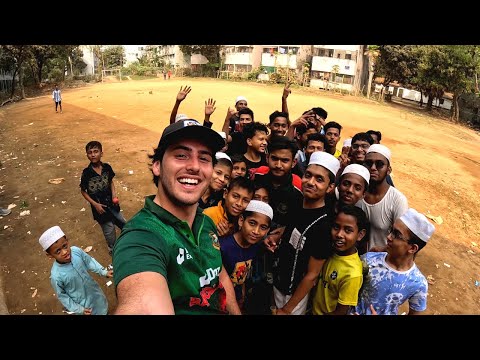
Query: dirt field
[{"left": 1, "top": 77, "right": 479, "bottom": 315}]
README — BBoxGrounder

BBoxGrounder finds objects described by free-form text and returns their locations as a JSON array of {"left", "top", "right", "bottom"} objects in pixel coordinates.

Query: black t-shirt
[
  {"left": 273, "top": 205, "right": 334, "bottom": 295},
  {"left": 243, "top": 154, "right": 267, "bottom": 178},
  {"left": 80, "top": 162, "right": 117, "bottom": 223},
  {"left": 226, "top": 131, "right": 247, "bottom": 157},
  {"left": 252, "top": 172, "right": 303, "bottom": 228},
  {"left": 198, "top": 190, "right": 223, "bottom": 210}
]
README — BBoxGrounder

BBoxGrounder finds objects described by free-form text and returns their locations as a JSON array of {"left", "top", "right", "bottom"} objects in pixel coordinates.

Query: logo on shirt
[
  {"left": 209, "top": 231, "right": 220, "bottom": 250},
  {"left": 176, "top": 248, "right": 192, "bottom": 265},
  {"left": 330, "top": 270, "right": 338, "bottom": 280},
  {"left": 199, "top": 266, "right": 221, "bottom": 287}
]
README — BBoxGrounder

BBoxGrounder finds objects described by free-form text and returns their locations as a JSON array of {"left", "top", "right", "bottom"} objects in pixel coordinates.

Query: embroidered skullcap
[
  {"left": 400, "top": 208, "right": 435, "bottom": 243},
  {"left": 39, "top": 226, "right": 65, "bottom": 251},
  {"left": 308, "top": 151, "right": 340, "bottom": 177},
  {"left": 366, "top": 144, "right": 391, "bottom": 163},
  {"left": 235, "top": 96, "right": 248, "bottom": 104},
  {"left": 245, "top": 200, "right": 273, "bottom": 220},
  {"left": 341, "top": 164, "right": 370, "bottom": 185}
]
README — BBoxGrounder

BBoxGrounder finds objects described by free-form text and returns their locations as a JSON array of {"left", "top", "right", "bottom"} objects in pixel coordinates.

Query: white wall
[
  {"left": 225, "top": 52, "right": 254, "bottom": 65},
  {"left": 123, "top": 45, "right": 146, "bottom": 66},
  {"left": 80, "top": 46, "right": 95, "bottom": 75},
  {"left": 313, "top": 45, "right": 360, "bottom": 52},
  {"left": 311, "top": 57, "right": 356, "bottom": 75},
  {"left": 310, "top": 78, "right": 353, "bottom": 92},
  {"left": 261, "top": 53, "right": 297, "bottom": 68},
  {"left": 191, "top": 54, "right": 208, "bottom": 65}
]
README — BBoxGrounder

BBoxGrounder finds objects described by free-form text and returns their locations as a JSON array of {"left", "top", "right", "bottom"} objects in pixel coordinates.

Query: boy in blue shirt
[{"left": 39, "top": 225, "right": 113, "bottom": 315}]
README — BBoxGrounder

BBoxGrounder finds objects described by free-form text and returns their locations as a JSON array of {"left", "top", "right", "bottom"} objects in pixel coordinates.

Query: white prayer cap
[
  {"left": 366, "top": 144, "right": 391, "bottom": 163},
  {"left": 235, "top": 96, "right": 248, "bottom": 104},
  {"left": 341, "top": 164, "right": 370, "bottom": 185},
  {"left": 245, "top": 200, "right": 273, "bottom": 221},
  {"left": 217, "top": 131, "right": 227, "bottom": 140},
  {"left": 400, "top": 208, "right": 435, "bottom": 243},
  {"left": 343, "top": 138, "right": 352, "bottom": 147},
  {"left": 215, "top": 151, "right": 232, "bottom": 163},
  {"left": 308, "top": 151, "right": 340, "bottom": 177},
  {"left": 175, "top": 114, "right": 189, "bottom": 122},
  {"left": 39, "top": 225, "right": 65, "bottom": 251}
]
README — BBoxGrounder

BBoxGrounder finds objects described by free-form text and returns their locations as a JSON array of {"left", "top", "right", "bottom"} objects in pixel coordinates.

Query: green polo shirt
[{"left": 113, "top": 195, "right": 226, "bottom": 314}]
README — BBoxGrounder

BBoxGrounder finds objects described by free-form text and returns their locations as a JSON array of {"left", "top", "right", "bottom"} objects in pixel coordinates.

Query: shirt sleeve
[
  {"left": 80, "top": 168, "right": 88, "bottom": 191},
  {"left": 113, "top": 228, "right": 169, "bottom": 287},
  {"left": 77, "top": 248, "right": 108, "bottom": 277},
  {"left": 337, "top": 275, "right": 363, "bottom": 306},
  {"left": 393, "top": 190, "right": 409, "bottom": 220}
]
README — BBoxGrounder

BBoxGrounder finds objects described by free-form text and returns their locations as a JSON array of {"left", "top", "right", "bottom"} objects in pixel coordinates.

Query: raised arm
[
  {"left": 277, "top": 256, "right": 325, "bottom": 315},
  {"left": 169, "top": 85, "right": 192, "bottom": 124},
  {"left": 219, "top": 266, "right": 242, "bottom": 315},
  {"left": 222, "top": 107, "right": 237, "bottom": 143},
  {"left": 203, "top": 98, "right": 217, "bottom": 128},
  {"left": 114, "top": 272, "right": 175, "bottom": 314},
  {"left": 282, "top": 82, "right": 291, "bottom": 115}
]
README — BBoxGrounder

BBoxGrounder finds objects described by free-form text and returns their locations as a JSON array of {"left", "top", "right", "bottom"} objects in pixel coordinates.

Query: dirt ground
[{"left": 1, "top": 77, "right": 479, "bottom": 315}]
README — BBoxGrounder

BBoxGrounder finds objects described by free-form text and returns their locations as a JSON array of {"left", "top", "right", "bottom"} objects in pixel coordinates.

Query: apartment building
[{"left": 310, "top": 45, "right": 367, "bottom": 93}]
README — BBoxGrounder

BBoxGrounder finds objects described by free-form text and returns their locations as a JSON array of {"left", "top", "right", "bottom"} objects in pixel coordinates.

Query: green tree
[
  {"left": 179, "top": 45, "right": 223, "bottom": 70},
  {"left": 103, "top": 45, "right": 125, "bottom": 68},
  {"left": 365, "top": 45, "right": 380, "bottom": 99}
]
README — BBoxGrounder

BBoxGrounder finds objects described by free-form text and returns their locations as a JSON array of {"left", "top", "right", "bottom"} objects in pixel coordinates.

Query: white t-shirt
[{"left": 357, "top": 186, "right": 408, "bottom": 250}]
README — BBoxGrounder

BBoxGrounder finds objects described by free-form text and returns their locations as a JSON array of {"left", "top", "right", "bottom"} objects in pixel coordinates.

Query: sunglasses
[
  {"left": 352, "top": 143, "right": 370, "bottom": 150},
  {"left": 364, "top": 160, "right": 386, "bottom": 169}
]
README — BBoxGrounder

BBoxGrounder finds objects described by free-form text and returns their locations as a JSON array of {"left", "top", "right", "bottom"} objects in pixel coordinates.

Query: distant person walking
[
  {"left": 52, "top": 84, "right": 62, "bottom": 113},
  {"left": 163, "top": 70, "right": 167, "bottom": 80},
  {"left": 167, "top": 70, "right": 172, "bottom": 80}
]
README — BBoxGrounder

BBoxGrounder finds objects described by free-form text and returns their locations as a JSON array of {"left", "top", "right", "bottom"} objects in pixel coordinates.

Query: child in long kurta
[{"left": 39, "top": 225, "right": 113, "bottom": 315}]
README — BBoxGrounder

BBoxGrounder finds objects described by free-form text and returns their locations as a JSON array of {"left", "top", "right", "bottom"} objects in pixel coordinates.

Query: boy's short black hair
[
  {"left": 311, "top": 107, "right": 328, "bottom": 120},
  {"left": 226, "top": 176, "right": 255, "bottom": 195},
  {"left": 336, "top": 205, "right": 369, "bottom": 233},
  {"left": 215, "top": 158, "right": 233, "bottom": 171},
  {"left": 230, "top": 153, "right": 247, "bottom": 165},
  {"left": 366, "top": 130, "right": 382, "bottom": 143},
  {"left": 269, "top": 110, "right": 290, "bottom": 124},
  {"left": 242, "top": 122, "right": 269, "bottom": 141},
  {"left": 268, "top": 135, "right": 298, "bottom": 158},
  {"left": 324, "top": 121, "right": 343, "bottom": 134},
  {"left": 86, "top": 141, "right": 102, "bottom": 152},
  {"left": 352, "top": 132, "right": 374, "bottom": 145}
]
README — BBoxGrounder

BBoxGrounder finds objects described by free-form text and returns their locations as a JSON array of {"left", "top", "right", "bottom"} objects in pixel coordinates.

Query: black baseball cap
[{"left": 158, "top": 119, "right": 225, "bottom": 154}]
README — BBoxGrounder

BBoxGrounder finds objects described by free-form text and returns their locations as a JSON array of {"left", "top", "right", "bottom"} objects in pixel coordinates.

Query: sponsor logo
[
  {"left": 199, "top": 266, "right": 220, "bottom": 287},
  {"left": 176, "top": 248, "right": 192, "bottom": 265},
  {"left": 209, "top": 231, "right": 220, "bottom": 250}
]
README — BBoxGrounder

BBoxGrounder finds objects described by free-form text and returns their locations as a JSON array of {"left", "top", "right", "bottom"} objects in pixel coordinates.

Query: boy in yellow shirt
[{"left": 312, "top": 205, "right": 368, "bottom": 315}]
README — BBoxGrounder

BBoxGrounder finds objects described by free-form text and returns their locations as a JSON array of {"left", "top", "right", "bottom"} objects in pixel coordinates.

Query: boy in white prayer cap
[
  {"left": 39, "top": 225, "right": 113, "bottom": 315},
  {"left": 358, "top": 144, "right": 408, "bottom": 251},
  {"left": 353, "top": 208, "right": 435, "bottom": 315},
  {"left": 273, "top": 151, "right": 339, "bottom": 315},
  {"left": 219, "top": 200, "right": 273, "bottom": 311}
]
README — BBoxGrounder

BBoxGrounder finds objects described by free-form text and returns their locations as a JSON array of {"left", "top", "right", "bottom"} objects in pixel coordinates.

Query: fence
[{"left": 0, "top": 71, "right": 15, "bottom": 94}]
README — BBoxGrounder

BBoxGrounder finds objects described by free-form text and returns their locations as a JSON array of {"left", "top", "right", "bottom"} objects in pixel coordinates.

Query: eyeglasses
[
  {"left": 364, "top": 160, "right": 386, "bottom": 169},
  {"left": 352, "top": 143, "right": 370, "bottom": 150},
  {"left": 388, "top": 227, "right": 409, "bottom": 242}
]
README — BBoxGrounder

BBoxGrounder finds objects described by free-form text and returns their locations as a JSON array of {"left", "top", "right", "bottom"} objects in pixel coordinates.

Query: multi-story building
[
  {"left": 123, "top": 45, "right": 146, "bottom": 66},
  {"left": 310, "top": 45, "right": 367, "bottom": 93},
  {"left": 222, "top": 45, "right": 262, "bottom": 74}
]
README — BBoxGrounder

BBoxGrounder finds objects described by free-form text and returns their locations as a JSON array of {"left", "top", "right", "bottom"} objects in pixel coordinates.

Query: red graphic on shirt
[
  {"left": 230, "top": 260, "right": 252, "bottom": 285},
  {"left": 189, "top": 282, "right": 227, "bottom": 312}
]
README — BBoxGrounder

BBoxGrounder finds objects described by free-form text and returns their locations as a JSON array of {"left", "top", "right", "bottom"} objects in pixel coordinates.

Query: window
[{"left": 345, "top": 53, "right": 352, "bottom": 60}]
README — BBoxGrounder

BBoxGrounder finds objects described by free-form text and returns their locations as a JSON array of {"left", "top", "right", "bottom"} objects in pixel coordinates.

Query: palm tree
[{"left": 365, "top": 45, "right": 380, "bottom": 99}]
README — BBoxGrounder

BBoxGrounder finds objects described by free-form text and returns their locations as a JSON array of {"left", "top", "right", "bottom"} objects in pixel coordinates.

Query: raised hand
[
  {"left": 205, "top": 98, "right": 217, "bottom": 116},
  {"left": 176, "top": 85, "right": 192, "bottom": 102},
  {"left": 283, "top": 82, "right": 292, "bottom": 99}
]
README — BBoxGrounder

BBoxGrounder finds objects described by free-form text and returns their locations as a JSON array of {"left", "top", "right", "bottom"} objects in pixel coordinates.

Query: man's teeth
[{"left": 179, "top": 178, "right": 198, "bottom": 185}]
